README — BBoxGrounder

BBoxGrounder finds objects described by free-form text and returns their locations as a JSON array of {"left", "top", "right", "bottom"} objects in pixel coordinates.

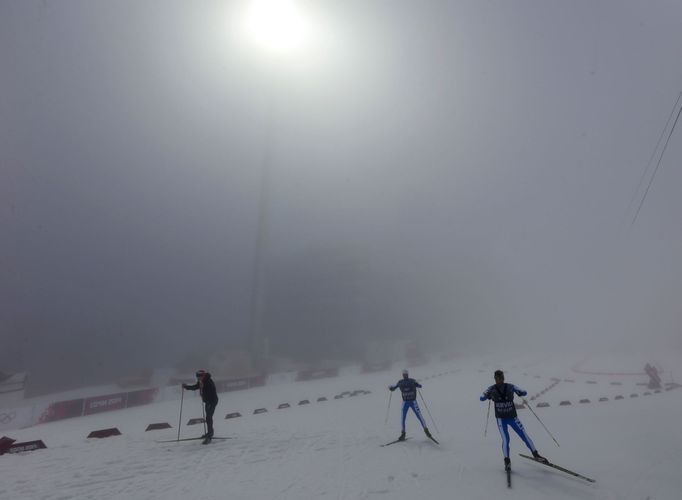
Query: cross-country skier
[
  {"left": 389, "top": 369, "right": 433, "bottom": 441},
  {"left": 480, "top": 370, "right": 546, "bottom": 471},
  {"left": 183, "top": 370, "right": 219, "bottom": 443}
]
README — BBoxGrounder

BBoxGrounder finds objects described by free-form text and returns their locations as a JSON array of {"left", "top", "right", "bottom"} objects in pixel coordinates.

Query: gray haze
[{"left": 2, "top": 1, "right": 682, "bottom": 394}]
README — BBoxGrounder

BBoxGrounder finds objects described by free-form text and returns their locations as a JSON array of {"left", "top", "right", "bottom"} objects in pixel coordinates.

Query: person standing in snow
[
  {"left": 480, "top": 370, "right": 546, "bottom": 471},
  {"left": 183, "top": 370, "right": 219, "bottom": 441},
  {"left": 389, "top": 369, "right": 433, "bottom": 441}
]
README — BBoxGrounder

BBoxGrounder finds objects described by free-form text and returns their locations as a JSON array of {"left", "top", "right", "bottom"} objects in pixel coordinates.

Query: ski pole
[
  {"left": 384, "top": 391, "right": 393, "bottom": 425},
  {"left": 522, "top": 397, "right": 560, "bottom": 447},
  {"left": 177, "top": 385, "right": 185, "bottom": 441},
  {"left": 418, "top": 389, "right": 440, "bottom": 434},
  {"left": 484, "top": 399, "right": 491, "bottom": 437}
]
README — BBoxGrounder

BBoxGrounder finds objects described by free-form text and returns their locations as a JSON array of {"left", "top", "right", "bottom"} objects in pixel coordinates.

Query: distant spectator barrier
[
  {"left": 0, "top": 356, "right": 451, "bottom": 432},
  {"left": 127, "top": 388, "right": 159, "bottom": 408},
  {"left": 296, "top": 368, "right": 339, "bottom": 382},
  {"left": 362, "top": 361, "right": 392, "bottom": 373},
  {"left": 215, "top": 376, "right": 266, "bottom": 393}
]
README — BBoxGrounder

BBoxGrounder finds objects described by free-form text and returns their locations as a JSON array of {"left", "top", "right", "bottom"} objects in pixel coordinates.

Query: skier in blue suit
[
  {"left": 480, "top": 370, "right": 547, "bottom": 471},
  {"left": 389, "top": 369, "right": 432, "bottom": 441}
]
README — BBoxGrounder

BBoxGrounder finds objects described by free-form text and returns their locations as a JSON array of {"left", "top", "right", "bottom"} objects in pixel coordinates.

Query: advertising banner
[
  {"left": 38, "top": 399, "right": 84, "bottom": 424},
  {"left": 8, "top": 440, "right": 47, "bottom": 454},
  {"left": 83, "top": 393, "right": 127, "bottom": 416}
]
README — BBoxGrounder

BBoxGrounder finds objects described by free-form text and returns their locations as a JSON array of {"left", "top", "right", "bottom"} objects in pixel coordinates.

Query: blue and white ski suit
[
  {"left": 390, "top": 378, "right": 427, "bottom": 431},
  {"left": 480, "top": 383, "right": 537, "bottom": 459}
]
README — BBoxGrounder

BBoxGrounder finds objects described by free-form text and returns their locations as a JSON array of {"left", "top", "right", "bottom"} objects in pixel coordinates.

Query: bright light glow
[{"left": 244, "top": 0, "right": 309, "bottom": 53}]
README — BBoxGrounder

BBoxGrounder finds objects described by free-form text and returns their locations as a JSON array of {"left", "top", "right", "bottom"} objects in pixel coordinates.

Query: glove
[{"left": 182, "top": 384, "right": 188, "bottom": 389}]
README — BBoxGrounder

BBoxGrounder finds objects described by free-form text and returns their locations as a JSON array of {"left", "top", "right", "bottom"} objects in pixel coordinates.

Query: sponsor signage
[
  {"left": 0, "top": 411, "right": 16, "bottom": 426},
  {"left": 83, "top": 393, "right": 127, "bottom": 415},
  {"left": 0, "top": 406, "right": 35, "bottom": 432},
  {"left": 8, "top": 440, "right": 47, "bottom": 454},
  {"left": 39, "top": 399, "right": 85, "bottom": 423}
]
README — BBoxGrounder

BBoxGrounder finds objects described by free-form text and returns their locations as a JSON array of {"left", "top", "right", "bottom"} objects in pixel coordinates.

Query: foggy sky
[{"left": 2, "top": 0, "right": 682, "bottom": 393}]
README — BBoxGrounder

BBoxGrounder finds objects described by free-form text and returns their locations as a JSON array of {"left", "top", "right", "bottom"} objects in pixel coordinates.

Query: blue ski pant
[
  {"left": 401, "top": 400, "right": 427, "bottom": 431},
  {"left": 497, "top": 417, "right": 536, "bottom": 459}
]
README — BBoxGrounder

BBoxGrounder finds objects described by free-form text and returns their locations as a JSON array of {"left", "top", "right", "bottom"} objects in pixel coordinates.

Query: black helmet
[
  {"left": 494, "top": 370, "right": 504, "bottom": 380},
  {"left": 195, "top": 370, "right": 207, "bottom": 378}
]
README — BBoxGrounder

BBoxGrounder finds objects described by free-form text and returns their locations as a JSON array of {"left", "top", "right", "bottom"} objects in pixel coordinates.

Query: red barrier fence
[
  {"left": 39, "top": 398, "right": 85, "bottom": 424},
  {"left": 14, "top": 360, "right": 436, "bottom": 431},
  {"left": 38, "top": 388, "right": 159, "bottom": 424}
]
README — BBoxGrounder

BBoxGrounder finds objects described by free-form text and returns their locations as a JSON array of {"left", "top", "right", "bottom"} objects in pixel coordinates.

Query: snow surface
[{"left": 3, "top": 352, "right": 681, "bottom": 500}]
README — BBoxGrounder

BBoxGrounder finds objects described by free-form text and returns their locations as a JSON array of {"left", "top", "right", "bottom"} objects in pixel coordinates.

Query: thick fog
[{"left": 2, "top": 0, "right": 681, "bottom": 395}]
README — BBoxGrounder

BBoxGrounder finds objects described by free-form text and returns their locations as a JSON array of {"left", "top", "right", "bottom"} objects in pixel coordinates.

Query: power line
[
  {"left": 627, "top": 90, "right": 682, "bottom": 215},
  {"left": 632, "top": 101, "right": 682, "bottom": 225}
]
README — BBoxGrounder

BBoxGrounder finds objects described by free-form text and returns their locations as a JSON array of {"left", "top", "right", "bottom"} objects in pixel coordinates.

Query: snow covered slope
[{"left": 3, "top": 353, "right": 681, "bottom": 500}]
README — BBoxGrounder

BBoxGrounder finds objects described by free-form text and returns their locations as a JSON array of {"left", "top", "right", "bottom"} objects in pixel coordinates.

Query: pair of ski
[
  {"left": 156, "top": 436, "right": 233, "bottom": 445},
  {"left": 381, "top": 435, "right": 439, "bottom": 447},
  {"left": 505, "top": 453, "right": 595, "bottom": 487}
]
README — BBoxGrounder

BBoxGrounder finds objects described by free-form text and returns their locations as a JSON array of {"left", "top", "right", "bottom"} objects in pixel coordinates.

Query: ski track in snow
[{"left": 2, "top": 352, "right": 681, "bottom": 500}]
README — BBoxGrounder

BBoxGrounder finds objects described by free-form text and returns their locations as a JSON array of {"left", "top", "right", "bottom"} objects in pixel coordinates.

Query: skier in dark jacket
[
  {"left": 389, "top": 369, "right": 433, "bottom": 441},
  {"left": 183, "top": 370, "right": 219, "bottom": 441},
  {"left": 480, "top": 370, "right": 546, "bottom": 471}
]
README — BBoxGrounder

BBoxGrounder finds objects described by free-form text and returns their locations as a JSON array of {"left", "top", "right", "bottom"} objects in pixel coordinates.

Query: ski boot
[
  {"left": 532, "top": 450, "right": 548, "bottom": 463},
  {"left": 504, "top": 457, "right": 511, "bottom": 472},
  {"left": 398, "top": 430, "right": 406, "bottom": 442},
  {"left": 423, "top": 427, "right": 439, "bottom": 444},
  {"left": 202, "top": 431, "right": 213, "bottom": 445}
]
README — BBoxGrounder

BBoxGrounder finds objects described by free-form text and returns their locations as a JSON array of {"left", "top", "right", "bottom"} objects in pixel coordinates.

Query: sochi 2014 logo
[{"left": 0, "top": 411, "right": 16, "bottom": 425}]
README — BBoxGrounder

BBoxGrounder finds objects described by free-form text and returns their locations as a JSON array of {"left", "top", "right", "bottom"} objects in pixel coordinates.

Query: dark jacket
[
  {"left": 390, "top": 378, "right": 422, "bottom": 401},
  {"left": 184, "top": 373, "right": 219, "bottom": 405},
  {"left": 480, "top": 383, "right": 526, "bottom": 419}
]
